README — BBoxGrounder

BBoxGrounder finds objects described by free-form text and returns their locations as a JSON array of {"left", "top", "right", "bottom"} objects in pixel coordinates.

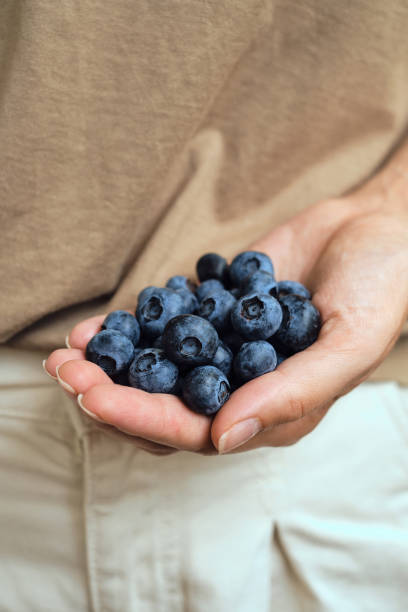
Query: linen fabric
[
  {"left": 0, "top": 346, "right": 407, "bottom": 612},
  {"left": 0, "top": 1, "right": 407, "bottom": 382}
]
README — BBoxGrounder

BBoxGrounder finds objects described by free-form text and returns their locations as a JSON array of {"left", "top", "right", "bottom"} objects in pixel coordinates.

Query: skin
[{"left": 45, "top": 142, "right": 408, "bottom": 456}]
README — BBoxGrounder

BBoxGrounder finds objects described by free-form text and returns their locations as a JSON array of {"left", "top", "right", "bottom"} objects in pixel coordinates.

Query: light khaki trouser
[{"left": 0, "top": 346, "right": 407, "bottom": 612}]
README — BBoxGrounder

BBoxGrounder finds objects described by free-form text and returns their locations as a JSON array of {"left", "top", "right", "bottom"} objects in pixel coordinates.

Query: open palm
[{"left": 44, "top": 196, "right": 408, "bottom": 455}]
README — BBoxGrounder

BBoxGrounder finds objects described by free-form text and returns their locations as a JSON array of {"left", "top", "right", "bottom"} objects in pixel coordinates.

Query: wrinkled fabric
[
  {"left": 0, "top": 1, "right": 407, "bottom": 382},
  {"left": 1, "top": 347, "right": 407, "bottom": 611}
]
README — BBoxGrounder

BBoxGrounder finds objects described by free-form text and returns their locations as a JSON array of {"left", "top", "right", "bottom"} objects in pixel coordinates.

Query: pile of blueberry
[{"left": 85, "top": 251, "right": 321, "bottom": 415}]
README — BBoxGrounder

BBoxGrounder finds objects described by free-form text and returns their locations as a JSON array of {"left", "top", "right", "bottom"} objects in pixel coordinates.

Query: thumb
[{"left": 211, "top": 313, "right": 377, "bottom": 454}]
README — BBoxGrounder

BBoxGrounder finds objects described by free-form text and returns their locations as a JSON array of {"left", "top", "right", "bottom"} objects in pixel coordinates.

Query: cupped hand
[
  {"left": 44, "top": 194, "right": 408, "bottom": 456},
  {"left": 44, "top": 314, "right": 215, "bottom": 456},
  {"left": 212, "top": 195, "right": 408, "bottom": 453}
]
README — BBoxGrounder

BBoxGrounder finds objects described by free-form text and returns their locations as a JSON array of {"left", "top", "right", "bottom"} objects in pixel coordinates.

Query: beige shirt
[{"left": 1, "top": 1, "right": 407, "bottom": 382}]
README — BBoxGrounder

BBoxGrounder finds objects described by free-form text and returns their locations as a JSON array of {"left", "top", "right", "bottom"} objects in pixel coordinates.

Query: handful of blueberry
[{"left": 85, "top": 251, "right": 321, "bottom": 416}]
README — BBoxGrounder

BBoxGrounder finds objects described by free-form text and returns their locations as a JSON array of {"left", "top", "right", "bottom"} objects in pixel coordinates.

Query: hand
[
  {"left": 44, "top": 166, "right": 408, "bottom": 456},
  {"left": 212, "top": 193, "right": 408, "bottom": 453},
  {"left": 44, "top": 315, "right": 217, "bottom": 456}
]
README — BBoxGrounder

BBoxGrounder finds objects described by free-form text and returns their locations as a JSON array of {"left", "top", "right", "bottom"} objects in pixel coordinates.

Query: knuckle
[{"left": 285, "top": 391, "right": 307, "bottom": 422}]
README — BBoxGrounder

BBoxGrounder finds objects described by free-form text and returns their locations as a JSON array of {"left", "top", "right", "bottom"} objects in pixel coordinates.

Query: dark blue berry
[
  {"left": 196, "top": 253, "right": 229, "bottom": 285},
  {"left": 231, "top": 293, "right": 283, "bottom": 340},
  {"left": 229, "top": 251, "right": 274, "bottom": 287},
  {"left": 176, "top": 288, "right": 199, "bottom": 313},
  {"left": 136, "top": 288, "right": 185, "bottom": 338},
  {"left": 241, "top": 271, "right": 278, "bottom": 298},
  {"left": 276, "top": 352, "right": 287, "bottom": 365},
  {"left": 198, "top": 289, "right": 236, "bottom": 333},
  {"left": 166, "top": 275, "right": 197, "bottom": 292},
  {"left": 220, "top": 329, "right": 245, "bottom": 354},
  {"left": 182, "top": 365, "right": 230, "bottom": 415},
  {"left": 229, "top": 287, "right": 241, "bottom": 299},
  {"left": 162, "top": 314, "right": 219, "bottom": 367},
  {"left": 101, "top": 310, "right": 141, "bottom": 346},
  {"left": 152, "top": 335, "right": 164, "bottom": 349},
  {"left": 233, "top": 341, "right": 277, "bottom": 383},
  {"left": 195, "top": 279, "right": 225, "bottom": 302},
  {"left": 128, "top": 348, "right": 179, "bottom": 394},
  {"left": 273, "top": 294, "right": 321, "bottom": 354},
  {"left": 137, "top": 286, "right": 158, "bottom": 304},
  {"left": 212, "top": 341, "right": 233, "bottom": 376},
  {"left": 278, "top": 280, "right": 311, "bottom": 300},
  {"left": 86, "top": 330, "right": 135, "bottom": 378}
]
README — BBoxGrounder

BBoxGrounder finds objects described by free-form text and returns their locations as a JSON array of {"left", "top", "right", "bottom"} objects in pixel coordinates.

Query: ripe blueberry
[
  {"left": 166, "top": 275, "right": 197, "bottom": 292},
  {"left": 136, "top": 288, "right": 185, "bottom": 338},
  {"left": 278, "top": 280, "right": 311, "bottom": 300},
  {"left": 196, "top": 253, "right": 229, "bottom": 285},
  {"left": 128, "top": 348, "right": 179, "bottom": 394},
  {"left": 241, "top": 271, "right": 278, "bottom": 298},
  {"left": 229, "top": 251, "right": 274, "bottom": 287},
  {"left": 220, "top": 329, "right": 245, "bottom": 354},
  {"left": 86, "top": 329, "right": 135, "bottom": 378},
  {"left": 182, "top": 365, "right": 230, "bottom": 415},
  {"left": 101, "top": 310, "right": 141, "bottom": 346},
  {"left": 198, "top": 289, "right": 236, "bottom": 333},
  {"left": 176, "top": 288, "right": 199, "bottom": 313},
  {"left": 273, "top": 294, "right": 321, "bottom": 354},
  {"left": 137, "top": 286, "right": 158, "bottom": 304},
  {"left": 162, "top": 314, "right": 219, "bottom": 367},
  {"left": 233, "top": 341, "right": 277, "bottom": 383},
  {"left": 212, "top": 341, "right": 233, "bottom": 376},
  {"left": 195, "top": 279, "right": 225, "bottom": 302},
  {"left": 231, "top": 293, "right": 283, "bottom": 340}
]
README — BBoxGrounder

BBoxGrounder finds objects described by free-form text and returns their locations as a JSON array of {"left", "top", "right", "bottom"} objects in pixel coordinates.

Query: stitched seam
[{"left": 82, "top": 433, "right": 100, "bottom": 612}]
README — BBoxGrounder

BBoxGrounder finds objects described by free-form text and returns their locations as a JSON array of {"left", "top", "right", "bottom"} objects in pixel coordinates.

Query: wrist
[{"left": 347, "top": 138, "right": 408, "bottom": 218}]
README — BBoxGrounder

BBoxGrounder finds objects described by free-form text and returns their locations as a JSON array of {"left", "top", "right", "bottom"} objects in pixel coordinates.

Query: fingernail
[
  {"left": 77, "top": 394, "right": 105, "bottom": 423},
  {"left": 65, "top": 335, "right": 71, "bottom": 349},
  {"left": 42, "top": 359, "right": 57, "bottom": 380},
  {"left": 55, "top": 365, "right": 76, "bottom": 394},
  {"left": 218, "top": 418, "right": 263, "bottom": 454}
]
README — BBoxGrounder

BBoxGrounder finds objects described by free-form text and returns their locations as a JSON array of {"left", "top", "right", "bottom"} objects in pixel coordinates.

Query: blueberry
[
  {"left": 101, "top": 310, "right": 141, "bottom": 346},
  {"left": 229, "top": 251, "right": 274, "bottom": 287},
  {"left": 278, "top": 280, "right": 311, "bottom": 300},
  {"left": 152, "top": 335, "right": 164, "bottom": 349},
  {"left": 233, "top": 341, "right": 277, "bottom": 383},
  {"left": 162, "top": 314, "right": 219, "bottom": 367},
  {"left": 196, "top": 253, "right": 229, "bottom": 285},
  {"left": 241, "top": 271, "right": 278, "bottom": 298},
  {"left": 195, "top": 279, "right": 225, "bottom": 302},
  {"left": 136, "top": 288, "right": 185, "bottom": 338},
  {"left": 166, "top": 275, "right": 197, "bottom": 293},
  {"left": 220, "top": 329, "right": 245, "bottom": 354},
  {"left": 212, "top": 341, "right": 233, "bottom": 376},
  {"left": 176, "top": 288, "right": 199, "bottom": 313},
  {"left": 86, "top": 330, "right": 135, "bottom": 378},
  {"left": 276, "top": 351, "right": 287, "bottom": 365},
  {"left": 229, "top": 287, "right": 241, "bottom": 299},
  {"left": 198, "top": 289, "right": 236, "bottom": 333},
  {"left": 128, "top": 348, "right": 179, "bottom": 394},
  {"left": 137, "top": 285, "right": 158, "bottom": 304},
  {"left": 182, "top": 365, "right": 230, "bottom": 415},
  {"left": 273, "top": 294, "right": 321, "bottom": 354},
  {"left": 231, "top": 293, "right": 283, "bottom": 340}
]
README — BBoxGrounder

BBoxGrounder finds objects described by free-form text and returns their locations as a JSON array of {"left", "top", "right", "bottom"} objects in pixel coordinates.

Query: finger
[
  {"left": 43, "top": 348, "right": 85, "bottom": 378},
  {"left": 56, "top": 358, "right": 113, "bottom": 397},
  {"left": 79, "top": 384, "right": 214, "bottom": 452},
  {"left": 217, "top": 404, "right": 331, "bottom": 454},
  {"left": 66, "top": 314, "right": 107, "bottom": 349},
  {"left": 212, "top": 314, "right": 373, "bottom": 454}
]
